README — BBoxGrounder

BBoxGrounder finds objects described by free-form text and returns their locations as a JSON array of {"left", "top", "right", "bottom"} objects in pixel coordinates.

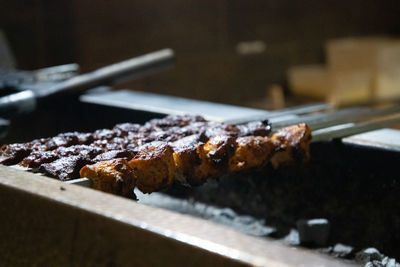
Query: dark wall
[{"left": 1, "top": 0, "right": 400, "bottom": 106}]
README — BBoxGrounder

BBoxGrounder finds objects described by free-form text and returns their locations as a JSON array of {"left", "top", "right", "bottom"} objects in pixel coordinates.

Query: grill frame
[{"left": 0, "top": 165, "right": 355, "bottom": 266}]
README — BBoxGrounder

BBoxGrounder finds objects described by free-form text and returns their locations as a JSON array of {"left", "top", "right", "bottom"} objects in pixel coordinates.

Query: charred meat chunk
[
  {"left": 128, "top": 142, "right": 175, "bottom": 193},
  {"left": 40, "top": 155, "right": 90, "bottom": 180},
  {"left": 0, "top": 143, "right": 32, "bottom": 165},
  {"left": 45, "top": 132, "right": 83, "bottom": 150},
  {"left": 54, "top": 145, "right": 103, "bottom": 159},
  {"left": 237, "top": 120, "right": 271, "bottom": 137},
  {"left": 20, "top": 151, "right": 59, "bottom": 168},
  {"left": 80, "top": 158, "right": 136, "bottom": 198},
  {"left": 93, "top": 149, "right": 137, "bottom": 162}
]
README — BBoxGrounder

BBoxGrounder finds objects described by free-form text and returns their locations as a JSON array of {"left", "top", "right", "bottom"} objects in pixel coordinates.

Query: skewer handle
[
  {"left": 0, "top": 49, "right": 175, "bottom": 116},
  {"left": 37, "top": 48, "right": 175, "bottom": 97}
]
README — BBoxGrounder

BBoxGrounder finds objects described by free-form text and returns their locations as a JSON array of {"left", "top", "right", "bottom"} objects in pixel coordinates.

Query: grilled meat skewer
[
  {"left": 80, "top": 124, "right": 311, "bottom": 195},
  {"left": 0, "top": 115, "right": 271, "bottom": 181}
]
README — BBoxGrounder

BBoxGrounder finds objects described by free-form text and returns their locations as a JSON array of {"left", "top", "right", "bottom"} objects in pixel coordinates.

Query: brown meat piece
[
  {"left": 270, "top": 123, "right": 311, "bottom": 168},
  {"left": 113, "top": 122, "right": 141, "bottom": 134},
  {"left": 93, "top": 149, "right": 136, "bottom": 162},
  {"left": 45, "top": 132, "right": 82, "bottom": 150},
  {"left": 80, "top": 158, "right": 136, "bottom": 198},
  {"left": 20, "top": 151, "right": 59, "bottom": 168},
  {"left": 55, "top": 145, "right": 103, "bottom": 159},
  {"left": 92, "top": 129, "right": 119, "bottom": 141},
  {"left": 177, "top": 136, "right": 236, "bottom": 185},
  {"left": 171, "top": 135, "right": 204, "bottom": 185},
  {"left": 144, "top": 114, "right": 206, "bottom": 130},
  {"left": 228, "top": 136, "right": 275, "bottom": 172},
  {"left": 20, "top": 145, "right": 102, "bottom": 170},
  {"left": 128, "top": 142, "right": 175, "bottom": 193},
  {"left": 0, "top": 143, "right": 32, "bottom": 165},
  {"left": 203, "top": 122, "right": 240, "bottom": 138},
  {"left": 237, "top": 120, "right": 271, "bottom": 137},
  {"left": 40, "top": 155, "right": 89, "bottom": 180}
]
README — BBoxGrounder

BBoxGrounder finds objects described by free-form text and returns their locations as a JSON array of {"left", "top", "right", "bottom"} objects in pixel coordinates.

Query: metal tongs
[{"left": 0, "top": 48, "right": 174, "bottom": 116}]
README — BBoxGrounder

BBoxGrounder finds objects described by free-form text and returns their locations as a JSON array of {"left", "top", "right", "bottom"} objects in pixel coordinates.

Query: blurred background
[{"left": 1, "top": 0, "right": 400, "bottom": 109}]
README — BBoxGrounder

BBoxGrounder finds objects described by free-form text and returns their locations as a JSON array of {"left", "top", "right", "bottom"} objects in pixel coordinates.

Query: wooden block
[
  {"left": 326, "top": 37, "right": 400, "bottom": 101},
  {"left": 376, "top": 41, "right": 400, "bottom": 71},
  {"left": 288, "top": 64, "right": 372, "bottom": 105},
  {"left": 325, "top": 37, "right": 393, "bottom": 72},
  {"left": 374, "top": 41, "right": 400, "bottom": 100},
  {"left": 288, "top": 65, "right": 330, "bottom": 99},
  {"left": 375, "top": 67, "right": 400, "bottom": 100},
  {"left": 329, "top": 70, "right": 372, "bottom": 105}
]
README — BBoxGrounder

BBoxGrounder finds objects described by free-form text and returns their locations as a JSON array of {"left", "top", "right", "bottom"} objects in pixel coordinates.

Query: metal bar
[
  {"left": 272, "top": 104, "right": 400, "bottom": 131},
  {"left": 36, "top": 48, "right": 174, "bottom": 97},
  {"left": 312, "top": 113, "right": 400, "bottom": 142},
  {"left": 227, "top": 102, "right": 332, "bottom": 124},
  {"left": 65, "top": 177, "right": 92, "bottom": 187},
  {"left": 34, "top": 63, "right": 80, "bottom": 82},
  {"left": 0, "top": 90, "right": 37, "bottom": 115},
  {"left": 0, "top": 49, "right": 175, "bottom": 116},
  {"left": 270, "top": 106, "right": 369, "bottom": 130}
]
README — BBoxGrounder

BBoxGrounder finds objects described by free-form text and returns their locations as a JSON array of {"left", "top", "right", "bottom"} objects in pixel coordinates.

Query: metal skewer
[
  {"left": 270, "top": 106, "right": 369, "bottom": 129},
  {"left": 312, "top": 112, "right": 400, "bottom": 142},
  {"left": 65, "top": 177, "right": 93, "bottom": 187},
  {"left": 227, "top": 102, "right": 332, "bottom": 125},
  {"left": 271, "top": 104, "right": 400, "bottom": 131}
]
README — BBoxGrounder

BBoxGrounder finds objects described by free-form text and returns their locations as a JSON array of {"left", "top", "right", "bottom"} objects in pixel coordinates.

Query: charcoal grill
[{"left": 1, "top": 89, "right": 399, "bottom": 266}]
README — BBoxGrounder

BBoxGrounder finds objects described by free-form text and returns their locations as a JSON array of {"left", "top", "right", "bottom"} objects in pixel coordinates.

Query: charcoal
[
  {"left": 296, "top": 218, "right": 330, "bottom": 246},
  {"left": 282, "top": 229, "right": 300, "bottom": 246},
  {"left": 362, "top": 255, "right": 400, "bottom": 267},
  {"left": 235, "top": 215, "right": 256, "bottom": 225},
  {"left": 382, "top": 257, "right": 400, "bottom": 267},
  {"left": 137, "top": 191, "right": 274, "bottom": 236},
  {"left": 317, "top": 246, "right": 333, "bottom": 254},
  {"left": 365, "top": 261, "right": 384, "bottom": 267},
  {"left": 356, "top": 248, "right": 384, "bottom": 264},
  {"left": 332, "top": 243, "right": 354, "bottom": 258},
  {"left": 217, "top": 208, "right": 237, "bottom": 219}
]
